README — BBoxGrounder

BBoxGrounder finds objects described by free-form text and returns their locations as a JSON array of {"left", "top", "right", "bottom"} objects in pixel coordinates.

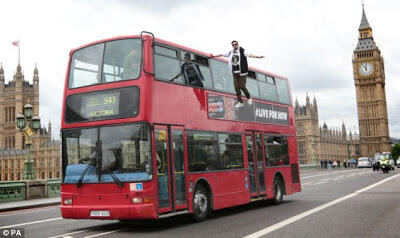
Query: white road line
[
  {"left": 0, "top": 207, "right": 57, "bottom": 217},
  {"left": 301, "top": 182, "right": 313, "bottom": 185},
  {"left": 243, "top": 173, "right": 400, "bottom": 238},
  {"left": 83, "top": 228, "right": 123, "bottom": 238},
  {"left": 312, "top": 181, "right": 328, "bottom": 185},
  {"left": 48, "top": 229, "right": 93, "bottom": 238},
  {"left": 0, "top": 217, "right": 62, "bottom": 229},
  {"left": 301, "top": 170, "right": 352, "bottom": 179}
]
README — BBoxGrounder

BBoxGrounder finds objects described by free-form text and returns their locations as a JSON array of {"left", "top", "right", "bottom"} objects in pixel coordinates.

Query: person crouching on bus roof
[
  {"left": 170, "top": 53, "right": 205, "bottom": 87},
  {"left": 211, "top": 40, "right": 264, "bottom": 108}
]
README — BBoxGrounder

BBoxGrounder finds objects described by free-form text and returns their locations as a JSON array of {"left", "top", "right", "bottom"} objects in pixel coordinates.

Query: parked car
[
  {"left": 397, "top": 160, "right": 400, "bottom": 168},
  {"left": 358, "top": 157, "right": 371, "bottom": 168}
]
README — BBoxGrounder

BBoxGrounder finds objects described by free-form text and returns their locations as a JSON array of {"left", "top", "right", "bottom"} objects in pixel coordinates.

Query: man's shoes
[
  {"left": 235, "top": 102, "right": 244, "bottom": 108},
  {"left": 248, "top": 98, "right": 253, "bottom": 105}
]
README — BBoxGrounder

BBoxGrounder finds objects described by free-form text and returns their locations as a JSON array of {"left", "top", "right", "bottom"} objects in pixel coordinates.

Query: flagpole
[{"left": 18, "top": 38, "right": 20, "bottom": 65}]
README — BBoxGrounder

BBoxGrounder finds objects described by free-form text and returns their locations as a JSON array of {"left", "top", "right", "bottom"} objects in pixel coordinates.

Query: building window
[{"left": 298, "top": 142, "right": 306, "bottom": 155}]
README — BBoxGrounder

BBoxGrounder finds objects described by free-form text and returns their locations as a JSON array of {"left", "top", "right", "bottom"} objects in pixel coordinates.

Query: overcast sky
[{"left": 0, "top": 0, "right": 399, "bottom": 139}]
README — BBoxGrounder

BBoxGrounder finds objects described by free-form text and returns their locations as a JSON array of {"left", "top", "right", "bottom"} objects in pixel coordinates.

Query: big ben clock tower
[{"left": 352, "top": 4, "right": 391, "bottom": 156}]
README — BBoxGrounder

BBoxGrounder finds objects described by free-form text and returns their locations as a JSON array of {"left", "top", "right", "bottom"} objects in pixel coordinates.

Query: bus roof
[{"left": 70, "top": 34, "right": 288, "bottom": 80}]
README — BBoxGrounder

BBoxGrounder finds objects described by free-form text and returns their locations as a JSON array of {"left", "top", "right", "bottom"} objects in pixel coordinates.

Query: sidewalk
[{"left": 0, "top": 197, "right": 60, "bottom": 212}]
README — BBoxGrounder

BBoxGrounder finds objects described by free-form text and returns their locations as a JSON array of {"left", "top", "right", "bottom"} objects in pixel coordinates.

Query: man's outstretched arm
[{"left": 249, "top": 53, "right": 264, "bottom": 59}]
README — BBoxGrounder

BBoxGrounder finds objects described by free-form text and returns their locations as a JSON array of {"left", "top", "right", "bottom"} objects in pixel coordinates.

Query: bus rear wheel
[
  {"left": 272, "top": 178, "right": 283, "bottom": 205},
  {"left": 192, "top": 184, "right": 209, "bottom": 222}
]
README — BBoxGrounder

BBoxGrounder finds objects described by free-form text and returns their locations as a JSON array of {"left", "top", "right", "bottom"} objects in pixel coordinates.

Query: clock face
[{"left": 359, "top": 62, "right": 374, "bottom": 76}]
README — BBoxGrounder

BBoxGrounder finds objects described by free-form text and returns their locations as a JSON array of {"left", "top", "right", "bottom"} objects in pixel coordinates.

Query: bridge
[{"left": 1, "top": 167, "right": 400, "bottom": 237}]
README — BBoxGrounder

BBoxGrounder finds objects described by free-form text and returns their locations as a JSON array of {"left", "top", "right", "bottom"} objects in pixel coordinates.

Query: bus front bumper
[{"left": 61, "top": 203, "right": 157, "bottom": 220}]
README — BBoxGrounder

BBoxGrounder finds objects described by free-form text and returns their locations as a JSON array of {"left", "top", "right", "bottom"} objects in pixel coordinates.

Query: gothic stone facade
[
  {"left": 0, "top": 64, "right": 61, "bottom": 181},
  {"left": 295, "top": 95, "right": 360, "bottom": 165},
  {"left": 352, "top": 6, "right": 391, "bottom": 156}
]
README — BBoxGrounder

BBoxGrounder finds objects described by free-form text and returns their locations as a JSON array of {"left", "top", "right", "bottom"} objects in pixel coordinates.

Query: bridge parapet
[{"left": 0, "top": 179, "right": 61, "bottom": 203}]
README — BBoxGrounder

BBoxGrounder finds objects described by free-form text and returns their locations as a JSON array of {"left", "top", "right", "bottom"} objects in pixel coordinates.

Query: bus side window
[
  {"left": 257, "top": 73, "right": 278, "bottom": 102},
  {"left": 180, "top": 52, "right": 212, "bottom": 89},
  {"left": 210, "top": 59, "right": 235, "bottom": 94},
  {"left": 264, "top": 135, "right": 289, "bottom": 167},
  {"left": 275, "top": 78, "right": 291, "bottom": 104},
  {"left": 154, "top": 50, "right": 183, "bottom": 83},
  {"left": 246, "top": 71, "right": 260, "bottom": 98}
]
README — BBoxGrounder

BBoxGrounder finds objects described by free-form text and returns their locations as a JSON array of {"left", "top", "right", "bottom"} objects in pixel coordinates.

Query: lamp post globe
[
  {"left": 16, "top": 114, "right": 26, "bottom": 130},
  {"left": 24, "top": 104, "right": 33, "bottom": 119},
  {"left": 32, "top": 116, "right": 41, "bottom": 131}
]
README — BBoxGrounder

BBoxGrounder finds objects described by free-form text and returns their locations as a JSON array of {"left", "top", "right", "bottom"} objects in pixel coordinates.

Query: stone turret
[
  {"left": 0, "top": 63, "right": 4, "bottom": 82},
  {"left": 48, "top": 121, "right": 52, "bottom": 138},
  {"left": 33, "top": 64, "right": 39, "bottom": 116}
]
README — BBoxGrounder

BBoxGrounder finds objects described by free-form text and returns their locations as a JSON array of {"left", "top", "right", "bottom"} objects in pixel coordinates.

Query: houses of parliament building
[
  {"left": 0, "top": 63, "right": 60, "bottom": 181},
  {"left": 295, "top": 95, "right": 360, "bottom": 165}
]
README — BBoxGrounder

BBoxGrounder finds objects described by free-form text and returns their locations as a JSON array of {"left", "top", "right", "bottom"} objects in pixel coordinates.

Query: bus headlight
[
  {"left": 64, "top": 199, "right": 73, "bottom": 205},
  {"left": 132, "top": 197, "right": 143, "bottom": 204}
]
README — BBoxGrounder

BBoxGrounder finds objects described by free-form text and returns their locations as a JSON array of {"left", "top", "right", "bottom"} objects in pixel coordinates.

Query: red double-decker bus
[{"left": 60, "top": 32, "right": 301, "bottom": 221}]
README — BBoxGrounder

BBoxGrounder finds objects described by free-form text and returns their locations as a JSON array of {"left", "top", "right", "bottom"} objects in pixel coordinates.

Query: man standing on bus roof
[{"left": 211, "top": 41, "right": 264, "bottom": 108}]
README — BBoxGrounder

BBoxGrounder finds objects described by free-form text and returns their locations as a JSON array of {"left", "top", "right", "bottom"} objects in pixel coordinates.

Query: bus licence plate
[{"left": 90, "top": 210, "right": 110, "bottom": 217}]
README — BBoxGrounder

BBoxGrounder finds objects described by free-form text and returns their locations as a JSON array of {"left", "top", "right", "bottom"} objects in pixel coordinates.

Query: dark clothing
[
  {"left": 238, "top": 47, "right": 248, "bottom": 75},
  {"left": 233, "top": 74, "right": 250, "bottom": 103},
  {"left": 182, "top": 62, "right": 204, "bottom": 87}
]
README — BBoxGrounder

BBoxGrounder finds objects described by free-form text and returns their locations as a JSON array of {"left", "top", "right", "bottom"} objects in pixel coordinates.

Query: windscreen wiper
[
  {"left": 76, "top": 163, "right": 91, "bottom": 187},
  {"left": 109, "top": 173, "right": 123, "bottom": 187}
]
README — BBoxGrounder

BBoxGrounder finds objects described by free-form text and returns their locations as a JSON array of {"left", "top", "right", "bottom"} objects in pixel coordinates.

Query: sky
[{"left": 0, "top": 0, "right": 399, "bottom": 139}]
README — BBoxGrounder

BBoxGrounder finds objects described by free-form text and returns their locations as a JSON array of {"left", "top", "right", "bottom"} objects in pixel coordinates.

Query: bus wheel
[
  {"left": 192, "top": 184, "right": 209, "bottom": 221},
  {"left": 272, "top": 178, "right": 283, "bottom": 205}
]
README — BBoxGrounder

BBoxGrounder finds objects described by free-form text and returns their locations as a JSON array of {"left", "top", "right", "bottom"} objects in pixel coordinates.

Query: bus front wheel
[
  {"left": 192, "top": 184, "right": 209, "bottom": 221},
  {"left": 272, "top": 178, "right": 283, "bottom": 205}
]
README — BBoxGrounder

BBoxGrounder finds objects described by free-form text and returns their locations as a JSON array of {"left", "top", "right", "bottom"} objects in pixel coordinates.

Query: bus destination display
[
  {"left": 81, "top": 92, "right": 120, "bottom": 119},
  {"left": 65, "top": 86, "right": 139, "bottom": 123}
]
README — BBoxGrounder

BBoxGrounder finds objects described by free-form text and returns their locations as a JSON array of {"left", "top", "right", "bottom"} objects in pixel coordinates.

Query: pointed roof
[
  {"left": 359, "top": 4, "right": 371, "bottom": 30},
  {"left": 0, "top": 63, "right": 4, "bottom": 81}
]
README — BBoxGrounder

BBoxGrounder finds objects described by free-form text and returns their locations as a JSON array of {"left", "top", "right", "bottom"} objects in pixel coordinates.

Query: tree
[{"left": 392, "top": 144, "right": 400, "bottom": 163}]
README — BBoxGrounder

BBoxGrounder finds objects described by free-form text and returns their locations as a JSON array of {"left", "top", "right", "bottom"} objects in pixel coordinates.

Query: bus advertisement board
[{"left": 208, "top": 93, "right": 289, "bottom": 125}]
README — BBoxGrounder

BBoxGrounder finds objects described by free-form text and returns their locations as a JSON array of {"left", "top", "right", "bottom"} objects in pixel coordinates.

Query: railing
[
  {"left": 0, "top": 179, "right": 61, "bottom": 203},
  {"left": 47, "top": 179, "right": 61, "bottom": 198},
  {"left": 0, "top": 181, "right": 26, "bottom": 203},
  {"left": 299, "top": 164, "right": 320, "bottom": 172}
]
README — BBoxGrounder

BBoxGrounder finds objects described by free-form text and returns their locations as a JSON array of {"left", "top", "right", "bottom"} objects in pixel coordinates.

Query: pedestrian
[
  {"left": 324, "top": 160, "right": 328, "bottom": 170},
  {"left": 211, "top": 41, "right": 264, "bottom": 108},
  {"left": 320, "top": 160, "right": 324, "bottom": 170}
]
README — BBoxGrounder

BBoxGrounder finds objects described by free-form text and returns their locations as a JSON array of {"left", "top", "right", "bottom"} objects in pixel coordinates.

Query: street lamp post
[{"left": 16, "top": 104, "right": 41, "bottom": 180}]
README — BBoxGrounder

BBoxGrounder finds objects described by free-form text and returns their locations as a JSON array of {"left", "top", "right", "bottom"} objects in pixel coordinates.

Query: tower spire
[
  {"left": 359, "top": 2, "right": 371, "bottom": 30},
  {"left": 0, "top": 63, "right": 4, "bottom": 81}
]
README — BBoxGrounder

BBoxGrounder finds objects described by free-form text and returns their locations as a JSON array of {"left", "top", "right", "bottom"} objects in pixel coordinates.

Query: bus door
[
  {"left": 245, "top": 132, "right": 266, "bottom": 197},
  {"left": 154, "top": 125, "right": 187, "bottom": 214}
]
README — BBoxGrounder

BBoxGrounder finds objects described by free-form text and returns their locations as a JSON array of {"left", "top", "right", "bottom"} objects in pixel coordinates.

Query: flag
[{"left": 12, "top": 41, "right": 19, "bottom": 47}]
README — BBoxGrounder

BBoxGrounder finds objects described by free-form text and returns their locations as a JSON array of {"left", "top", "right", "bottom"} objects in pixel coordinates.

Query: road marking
[
  {"left": 82, "top": 228, "right": 123, "bottom": 238},
  {"left": 0, "top": 217, "right": 62, "bottom": 229},
  {"left": 301, "top": 182, "right": 313, "bottom": 185},
  {"left": 243, "top": 173, "right": 400, "bottom": 238},
  {"left": 48, "top": 229, "right": 93, "bottom": 238},
  {"left": 301, "top": 170, "right": 352, "bottom": 179},
  {"left": 0, "top": 207, "right": 58, "bottom": 217},
  {"left": 312, "top": 180, "right": 328, "bottom": 185}
]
